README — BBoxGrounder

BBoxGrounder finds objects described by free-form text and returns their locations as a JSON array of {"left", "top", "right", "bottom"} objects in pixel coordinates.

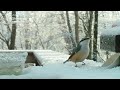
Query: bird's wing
[
  {"left": 68, "top": 44, "right": 81, "bottom": 60},
  {"left": 68, "top": 52, "right": 76, "bottom": 60}
]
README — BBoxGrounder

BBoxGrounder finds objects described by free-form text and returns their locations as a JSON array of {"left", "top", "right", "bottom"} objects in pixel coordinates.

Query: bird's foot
[
  {"left": 82, "top": 62, "right": 85, "bottom": 65},
  {"left": 75, "top": 63, "right": 78, "bottom": 67},
  {"left": 75, "top": 65, "right": 78, "bottom": 67}
]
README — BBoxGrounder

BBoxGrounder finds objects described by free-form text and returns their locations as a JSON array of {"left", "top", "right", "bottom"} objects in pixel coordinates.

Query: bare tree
[
  {"left": 24, "top": 12, "right": 32, "bottom": 50},
  {"left": 66, "top": 11, "right": 76, "bottom": 53},
  {"left": 93, "top": 11, "right": 98, "bottom": 61},
  {"left": 0, "top": 23, "right": 4, "bottom": 49},
  {"left": 0, "top": 11, "right": 16, "bottom": 50},
  {"left": 74, "top": 11, "right": 79, "bottom": 44},
  {"left": 9, "top": 11, "right": 16, "bottom": 49},
  {"left": 87, "top": 11, "right": 94, "bottom": 59},
  {"left": 58, "top": 11, "right": 72, "bottom": 53},
  {"left": 32, "top": 19, "right": 45, "bottom": 49}
]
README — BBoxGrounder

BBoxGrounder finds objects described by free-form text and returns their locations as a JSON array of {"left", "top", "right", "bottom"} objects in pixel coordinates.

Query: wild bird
[{"left": 63, "top": 37, "right": 91, "bottom": 67}]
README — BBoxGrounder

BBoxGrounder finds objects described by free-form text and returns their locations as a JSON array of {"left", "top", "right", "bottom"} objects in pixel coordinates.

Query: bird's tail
[{"left": 63, "top": 59, "right": 69, "bottom": 64}]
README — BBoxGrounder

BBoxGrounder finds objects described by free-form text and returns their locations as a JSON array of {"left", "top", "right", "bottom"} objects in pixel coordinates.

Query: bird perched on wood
[{"left": 63, "top": 37, "right": 91, "bottom": 67}]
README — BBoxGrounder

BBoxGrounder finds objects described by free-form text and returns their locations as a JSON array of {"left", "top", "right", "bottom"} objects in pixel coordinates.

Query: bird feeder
[
  {"left": 100, "top": 26, "right": 120, "bottom": 68},
  {"left": 100, "top": 26, "right": 120, "bottom": 53}
]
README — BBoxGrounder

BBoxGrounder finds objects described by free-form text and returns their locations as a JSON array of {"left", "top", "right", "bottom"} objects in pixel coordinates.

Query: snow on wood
[
  {"left": 100, "top": 24, "right": 120, "bottom": 66},
  {"left": 101, "top": 26, "right": 120, "bottom": 35},
  {"left": 0, "top": 50, "right": 54, "bottom": 66},
  {"left": 33, "top": 50, "right": 69, "bottom": 65},
  {"left": 0, "top": 50, "right": 69, "bottom": 67},
  {"left": 100, "top": 23, "right": 120, "bottom": 52},
  {"left": 102, "top": 53, "right": 120, "bottom": 68},
  {"left": 0, "top": 50, "right": 120, "bottom": 78},
  {"left": 0, "top": 52, "right": 27, "bottom": 75}
]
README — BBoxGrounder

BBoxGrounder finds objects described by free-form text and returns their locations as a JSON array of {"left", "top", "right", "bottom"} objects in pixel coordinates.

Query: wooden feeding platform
[
  {"left": 100, "top": 27, "right": 120, "bottom": 68},
  {"left": 0, "top": 50, "right": 43, "bottom": 66},
  {"left": 0, "top": 50, "right": 69, "bottom": 75},
  {"left": 0, "top": 50, "right": 44, "bottom": 75}
]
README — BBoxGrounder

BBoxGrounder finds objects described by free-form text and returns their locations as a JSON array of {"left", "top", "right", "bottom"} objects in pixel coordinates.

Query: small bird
[{"left": 63, "top": 37, "right": 90, "bottom": 67}]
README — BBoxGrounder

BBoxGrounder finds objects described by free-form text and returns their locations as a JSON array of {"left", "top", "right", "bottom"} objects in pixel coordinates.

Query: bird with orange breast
[{"left": 63, "top": 37, "right": 91, "bottom": 67}]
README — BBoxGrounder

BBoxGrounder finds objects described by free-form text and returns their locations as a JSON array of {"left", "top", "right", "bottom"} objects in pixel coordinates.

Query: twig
[{"left": 0, "top": 11, "right": 11, "bottom": 32}]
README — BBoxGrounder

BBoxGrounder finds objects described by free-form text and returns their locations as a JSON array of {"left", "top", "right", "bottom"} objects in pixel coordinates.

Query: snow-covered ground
[
  {"left": 0, "top": 60, "right": 120, "bottom": 79},
  {"left": 0, "top": 50, "right": 120, "bottom": 79}
]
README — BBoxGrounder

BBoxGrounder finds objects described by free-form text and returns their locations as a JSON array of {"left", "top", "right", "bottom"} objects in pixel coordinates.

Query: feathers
[
  {"left": 63, "top": 37, "right": 90, "bottom": 65},
  {"left": 79, "top": 37, "right": 90, "bottom": 43},
  {"left": 69, "top": 44, "right": 81, "bottom": 59},
  {"left": 63, "top": 59, "right": 69, "bottom": 64},
  {"left": 63, "top": 44, "right": 81, "bottom": 64}
]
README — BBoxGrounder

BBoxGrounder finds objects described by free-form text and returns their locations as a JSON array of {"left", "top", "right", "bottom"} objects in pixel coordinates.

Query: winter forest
[
  {"left": 1, "top": 11, "right": 120, "bottom": 78},
  {"left": 0, "top": 11, "right": 119, "bottom": 61}
]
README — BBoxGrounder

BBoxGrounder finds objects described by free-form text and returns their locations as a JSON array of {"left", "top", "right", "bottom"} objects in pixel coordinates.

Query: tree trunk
[
  {"left": 74, "top": 11, "right": 79, "bottom": 44},
  {"left": 9, "top": 11, "right": 16, "bottom": 50},
  {"left": 59, "top": 11, "right": 71, "bottom": 54},
  {"left": 0, "top": 24, "right": 4, "bottom": 49},
  {"left": 66, "top": 11, "right": 76, "bottom": 49},
  {"left": 24, "top": 12, "right": 31, "bottom": 50},
  {"left": 87, "top": 11, "right": 94, "bottom": 60},
  {"left": 93, "top": 11, "right": 98, "bottom": 61}
]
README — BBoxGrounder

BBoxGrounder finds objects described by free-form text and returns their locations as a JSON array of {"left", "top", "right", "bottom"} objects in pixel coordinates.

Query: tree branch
[
  {"left": 79, "top": 17, "right": 88, "bottom": 35},
  {"left": 0, "top": 32, "right": 8, "bottom": 42},
  {"left": 0, "top": 37, "right": 6, "bottom": 42},
  {"left": 0, "top": 11, "right": 11, "bottom": 32}
]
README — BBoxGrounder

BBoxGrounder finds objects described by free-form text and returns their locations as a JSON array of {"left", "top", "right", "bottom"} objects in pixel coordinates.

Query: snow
[
  {"left": 33, "top": 50, "right": 69, "bottom": 65},
  {"left": 0, "top": 50, "right": 120, "bottom": 79},
  {"left": 101, "top": 26, "right": 120, "bottom": 35},
  {"left": 0, "top": 52, "right": 27, "bottom": 67},
  {"left": 0, "top": 52, "right": 27, "bottom": 75},
  {"left": 101, "top": 20, "right": 120, "bottom": 35}
]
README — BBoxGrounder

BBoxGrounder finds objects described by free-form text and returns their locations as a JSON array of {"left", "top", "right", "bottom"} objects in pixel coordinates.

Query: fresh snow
[{"left": 0, "top": 50, "right": 120, "bottom": 79}]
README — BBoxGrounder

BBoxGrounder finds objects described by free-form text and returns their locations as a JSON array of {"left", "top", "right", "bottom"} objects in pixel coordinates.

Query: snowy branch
[
  {"left": 79, "top": 17, "right": 88, "bottom": 32},
  {"left": 0, "top": 32, "right": 7, "bottom": 43},
  {"left": 0, "top": 11, "right": 11, "bottom": 32}
]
